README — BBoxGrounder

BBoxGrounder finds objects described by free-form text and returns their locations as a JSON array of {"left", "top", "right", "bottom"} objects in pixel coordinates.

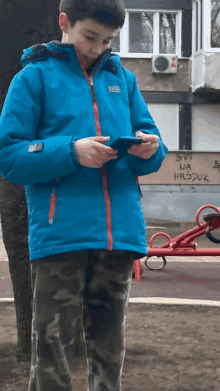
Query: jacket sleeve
[
  {"left": 0, "top": 66, "right": 80, "bottom": 186},
  {"left": 127, "top": 73, "right": 168, "bottom": 177}
]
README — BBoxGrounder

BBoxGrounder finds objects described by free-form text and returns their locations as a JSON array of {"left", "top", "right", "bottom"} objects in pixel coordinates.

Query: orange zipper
[
  {"left": 89, "top": 79, "right": 113, "bottom": 250},
  {"left": 100, "top": 166, "right": 113, "bottom": 250},
  {"left": 76, "top": 53, "right": 113, "bottom": 250}
]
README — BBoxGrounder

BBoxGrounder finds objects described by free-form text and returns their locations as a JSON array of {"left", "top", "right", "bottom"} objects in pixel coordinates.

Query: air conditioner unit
[{"left": 152, "top": 55, "right": 178, "bottom": 74}]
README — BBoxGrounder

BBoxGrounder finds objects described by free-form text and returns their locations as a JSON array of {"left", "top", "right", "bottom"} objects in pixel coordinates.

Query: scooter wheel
[
  {"left": 206, "top": 226, "right": 220, "bottom": 244},
  {"left": 145, "top": 256, "right": 167, "bottom": 270}
]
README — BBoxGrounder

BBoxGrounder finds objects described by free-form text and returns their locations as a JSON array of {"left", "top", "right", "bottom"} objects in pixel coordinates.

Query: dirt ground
[{"left": 1, "top": 302, "right": 220, "bottom": 391}]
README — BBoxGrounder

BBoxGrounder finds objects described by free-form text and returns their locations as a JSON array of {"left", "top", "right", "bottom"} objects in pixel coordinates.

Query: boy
[{"left": 0, "top": 0, "right": 167, "bottom": 389}]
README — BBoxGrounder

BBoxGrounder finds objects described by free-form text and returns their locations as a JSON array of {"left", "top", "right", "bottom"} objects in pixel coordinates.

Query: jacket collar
[
  {"left": 21, "top": 40, "right": 119, "bottom": 78},
  {"left": 48, "top": 41, "right": 114, "bottom": 77}
]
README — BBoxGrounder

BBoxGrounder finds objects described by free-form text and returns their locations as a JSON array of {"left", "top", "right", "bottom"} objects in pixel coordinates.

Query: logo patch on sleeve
[
  {"left": 108, "top": 86, "right": 121, "bottom": 93},
  {"left": 28, "top": 143, "right": 44, "bottom": 153}
]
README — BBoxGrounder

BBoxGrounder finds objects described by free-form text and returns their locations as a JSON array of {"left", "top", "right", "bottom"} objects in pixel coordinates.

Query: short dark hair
[{"left": 59, "top": 0, "right": 125, "bottom": 29}]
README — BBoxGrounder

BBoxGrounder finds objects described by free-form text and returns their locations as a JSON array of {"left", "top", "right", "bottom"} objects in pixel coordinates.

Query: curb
[
  {"left": 129, "top": 297, "right": 220, "bottom": 306},
  {"left": 145, "top": 219, "right": 196, "bottom": 229},
  {"left": 1, "top": 297, "right": 220, "bottom": 307},
  {"left": 0, "top": 298, "right": 14, "bottom": 302}
]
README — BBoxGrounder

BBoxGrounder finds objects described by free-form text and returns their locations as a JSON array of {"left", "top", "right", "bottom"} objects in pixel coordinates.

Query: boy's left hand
[{"left": 127, "top": 131, "right": 159, "bottom": 159}]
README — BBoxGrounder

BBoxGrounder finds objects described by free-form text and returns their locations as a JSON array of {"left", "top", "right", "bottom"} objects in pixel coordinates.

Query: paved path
[
  {"left": 1, "top": 224, "right": 220, "bottom": 305},
  {"left": 130, "top": 259, "right": 220, "bottom": 305},
  {"left": 1, "top": 239, "right": 220, "bottom": 305}
]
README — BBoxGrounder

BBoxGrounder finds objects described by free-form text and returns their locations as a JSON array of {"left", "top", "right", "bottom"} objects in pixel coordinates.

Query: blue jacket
[{"left": 0, "top": 41, "right": 167, "bottom": 261}]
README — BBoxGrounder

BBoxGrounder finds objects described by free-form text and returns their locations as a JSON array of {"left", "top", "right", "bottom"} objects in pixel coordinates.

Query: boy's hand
[
  {"left": 75, "top": 136, "right": 118, "bottom": 168},
  {"left": 127, "top": 131, "right": 159, "bottom": 159}
]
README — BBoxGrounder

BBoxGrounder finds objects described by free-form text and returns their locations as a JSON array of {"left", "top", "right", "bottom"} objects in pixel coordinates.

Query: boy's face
[{"left": 59, "top": 14, "right": 118, "bottom": 68}]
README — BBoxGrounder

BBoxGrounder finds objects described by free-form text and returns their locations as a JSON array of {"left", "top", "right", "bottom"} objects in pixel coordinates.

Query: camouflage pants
[{"left": 28, "top": 250, "right": 134, "bottom": 391}]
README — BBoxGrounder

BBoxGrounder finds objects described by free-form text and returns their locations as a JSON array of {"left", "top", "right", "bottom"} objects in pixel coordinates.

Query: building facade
[{"left": 111, "top": 0, "right": 220, "bottom": 221}]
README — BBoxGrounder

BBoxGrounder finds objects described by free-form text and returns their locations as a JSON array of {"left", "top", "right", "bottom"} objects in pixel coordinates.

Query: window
[
  {"left": 192, "top": 0, "right": 220, "bottom": 53},
  {"left": 110, "top": 9, "right": 182, "bottom": 58},
  {"left": 195, "top": 0, "right": 203, "bottom": 52},
  {"left": 211, "top": 0, "right": 220, "bottom": 48},
  {"left": 193, "top": 0, "right": 203, "bottom": 52}
]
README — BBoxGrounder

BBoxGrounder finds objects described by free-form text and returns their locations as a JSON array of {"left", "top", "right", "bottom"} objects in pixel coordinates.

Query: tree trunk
[{"left": 0, "top": 177, "right": 32, "bottom": 361}]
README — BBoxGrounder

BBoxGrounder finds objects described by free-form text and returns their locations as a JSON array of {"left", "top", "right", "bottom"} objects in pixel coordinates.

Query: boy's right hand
[{"left": 75, "top": 136, "right": 118, "bottom": 168}]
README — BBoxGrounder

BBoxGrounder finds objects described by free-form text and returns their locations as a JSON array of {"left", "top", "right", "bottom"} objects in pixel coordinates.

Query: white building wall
[
  {"left": 192, "top": 104, "right": 220, "bottom": 151},
  {"left": 141, "top": 185, "right": 220, "bottom": 221},
  {"left": 141, "top": 103, "right": 220, "bottom": 221},
  {"left": 147, "top": 104, "right": 179, "bottom": 150}
]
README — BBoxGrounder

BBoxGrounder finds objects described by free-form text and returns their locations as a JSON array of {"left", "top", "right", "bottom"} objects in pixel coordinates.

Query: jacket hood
[{"left": 20, "top": 40, "right": 121, "bottom": 70}]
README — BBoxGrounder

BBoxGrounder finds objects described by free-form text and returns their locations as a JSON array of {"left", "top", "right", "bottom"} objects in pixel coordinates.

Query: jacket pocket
[
  {"left": 48, "top": 177, "right": 61, "bottom": 224},
  {"left": 49, "top": 187, "right": 56, "bottom": 224}
]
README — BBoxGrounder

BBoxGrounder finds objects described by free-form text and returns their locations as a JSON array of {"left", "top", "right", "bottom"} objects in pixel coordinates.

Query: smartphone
[{"left": 110, "top": 136, "right": 142, "bottom": 159}]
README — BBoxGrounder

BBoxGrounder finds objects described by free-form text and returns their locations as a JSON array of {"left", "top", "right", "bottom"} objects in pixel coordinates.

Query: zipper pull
[
  {"left": 49, "top": 188, "right": 56, "bottom": 224},
  {"left": 90, "top": 78, "right": 94, "bottom": 89}
]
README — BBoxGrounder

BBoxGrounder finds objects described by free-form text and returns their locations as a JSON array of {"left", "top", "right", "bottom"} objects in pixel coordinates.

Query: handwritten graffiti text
[
  {"left": 213, "top": 160, "right": 220, "bottom": 171},
  {"left": 174, "top": 173, "right": 209, "bottom": 182},
  {"left": 176, "top": 154, "right": 193, "bottom": 162}
]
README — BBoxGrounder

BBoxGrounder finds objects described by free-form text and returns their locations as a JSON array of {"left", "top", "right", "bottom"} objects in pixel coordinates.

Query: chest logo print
[{"left": 108, "top": 86, "right": 121, "bottom": 93}]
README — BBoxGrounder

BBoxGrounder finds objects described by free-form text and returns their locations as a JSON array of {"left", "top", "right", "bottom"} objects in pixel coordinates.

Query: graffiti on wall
[
  {"left": 174, "top": 154, "right": 209, "bottom": 183},
  {"left": 138, "top": 152, "right": 220, "bottom": 185},
  {"left": 213, "top": 160, "right": 220, "bottom": 171}
]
